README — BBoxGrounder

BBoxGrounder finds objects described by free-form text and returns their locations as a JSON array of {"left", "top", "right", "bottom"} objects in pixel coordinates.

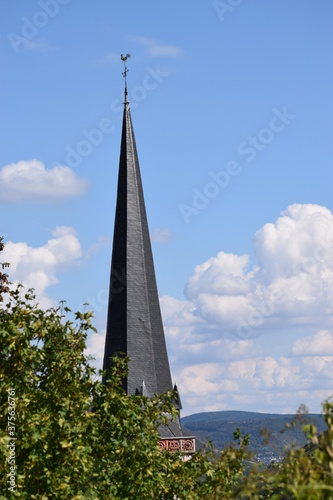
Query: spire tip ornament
[{"left": 121, "top": 53, "right": 130, "bottom": 103}]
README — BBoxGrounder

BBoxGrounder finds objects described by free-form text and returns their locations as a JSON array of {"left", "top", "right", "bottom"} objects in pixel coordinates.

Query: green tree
[{"left": 1, "top": 282, "right": 332, "bottom": 498}]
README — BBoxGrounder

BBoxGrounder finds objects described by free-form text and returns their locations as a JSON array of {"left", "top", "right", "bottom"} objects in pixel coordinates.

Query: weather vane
[{"left": 121, "top": 53, "right": 130, "bottom": 86}]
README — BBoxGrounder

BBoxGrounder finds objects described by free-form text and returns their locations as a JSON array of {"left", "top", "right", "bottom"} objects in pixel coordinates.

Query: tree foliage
[
  {"left": 236, "top": 400, "right": 333, "bottom": 499},
  {"left": 0, "top": 285, "right": 332, "bottom": 498}
]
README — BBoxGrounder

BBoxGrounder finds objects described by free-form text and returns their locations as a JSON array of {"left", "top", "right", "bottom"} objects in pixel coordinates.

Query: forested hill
[{"left": 181, "top": 410, "right": 326, "bottom": 461}]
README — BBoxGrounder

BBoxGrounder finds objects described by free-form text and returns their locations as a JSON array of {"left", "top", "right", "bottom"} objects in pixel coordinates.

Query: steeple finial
[{"left": 121, "top": 53, "right": 130, "bottom": 103}]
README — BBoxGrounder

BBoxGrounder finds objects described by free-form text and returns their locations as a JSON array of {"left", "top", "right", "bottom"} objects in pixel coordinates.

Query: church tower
[{"left": 103, "top": 57, "right": 194, "bottom": 451}]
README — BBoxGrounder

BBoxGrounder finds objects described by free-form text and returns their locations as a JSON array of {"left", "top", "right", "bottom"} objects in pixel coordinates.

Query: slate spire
[{"left": 103, "top": 60, "right": 180, "bottom": 430}]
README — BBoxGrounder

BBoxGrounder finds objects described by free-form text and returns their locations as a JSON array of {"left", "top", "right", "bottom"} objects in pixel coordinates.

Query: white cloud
[
  {"left": 129, "top": 36, "right": 183, "bottom": 57},
  {"left": 174, "top": 348, "right": 329, "bottom": 416},
  {"left": 302, "top": 356, "right": 333, "bottom": 377},
  {"left": 180, "top": 363, "right": 224, "bottom": 396},
  {"left": 254, "top": 204, "right": 333, "bottom": 279},
  {"left": 160, "top": 204, "right": 333, "bottom": 415},
  {"left": 2, "top": 227, "right": 82, "bottom": 308},
  {"left": 0, "top": 159, "right": 89, "bottom": 203},
  {"left": 180, "top": 203, "right": 333, "bottom": 338},
  {"left": 86, "top": 330, "right": 106, "bottom": 372},
  {"left": 292, "top": 330, "right": 333, "bottom": 356},
  {"left": 229, "top": 358, "right": 257, "bottom": 381}
]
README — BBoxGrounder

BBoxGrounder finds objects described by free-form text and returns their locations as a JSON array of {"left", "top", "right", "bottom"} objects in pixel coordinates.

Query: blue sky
[{"left": 1, "top": 0, "right": 333, "bottom": 416}]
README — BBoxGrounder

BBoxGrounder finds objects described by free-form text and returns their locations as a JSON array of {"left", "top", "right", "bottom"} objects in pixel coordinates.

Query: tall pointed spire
[{"left": 103, "top": 57, "right": 180, "bottom": 432}]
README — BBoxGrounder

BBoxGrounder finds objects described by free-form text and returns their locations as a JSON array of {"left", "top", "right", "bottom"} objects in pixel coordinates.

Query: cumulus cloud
[
  {"left": 129, "top": 36, "right": 183, "bottom": 57},
  {"left": 180, "top": 363, "right": 225, "bottom": 395},
  {"left": 182, "top": 203, "right": 333, "bottom": 339},
  {"left": 0, "top": 159, "right": 88, "bottom": 203},
  {"left": 172, "top": 341, "right": 333, "bottom": 416},
  {"left": 292, "top": 330, "right": 333, "bottom": 356},
  {"left": 160, "top": 204, "right": 333, "bottom": 415},
  {"left": 254, "top": 204, "right": 333, "bottom": 278},
  {"left": 2, "top": 227, "right": 82, "bottom": 308}
]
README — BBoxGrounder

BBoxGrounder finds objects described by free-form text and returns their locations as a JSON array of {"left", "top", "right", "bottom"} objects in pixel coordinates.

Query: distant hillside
[{"left": 181, "top": 410, "right": 326, "bottom": 462}]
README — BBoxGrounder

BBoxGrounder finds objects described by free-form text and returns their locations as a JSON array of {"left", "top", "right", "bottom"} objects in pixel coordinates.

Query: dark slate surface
[{"left": 103, "top": 98, "right": 182, "bottom": 436}]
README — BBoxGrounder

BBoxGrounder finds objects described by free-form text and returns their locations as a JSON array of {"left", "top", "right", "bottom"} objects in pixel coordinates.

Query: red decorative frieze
[{"left": 159, "top": 437, "right": 196, "bottom": 454}]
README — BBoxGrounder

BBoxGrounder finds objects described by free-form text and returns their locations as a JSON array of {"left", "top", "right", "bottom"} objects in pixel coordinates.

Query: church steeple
[{"left": 102, "top": 58, "right": 181, "bottom": 434}]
